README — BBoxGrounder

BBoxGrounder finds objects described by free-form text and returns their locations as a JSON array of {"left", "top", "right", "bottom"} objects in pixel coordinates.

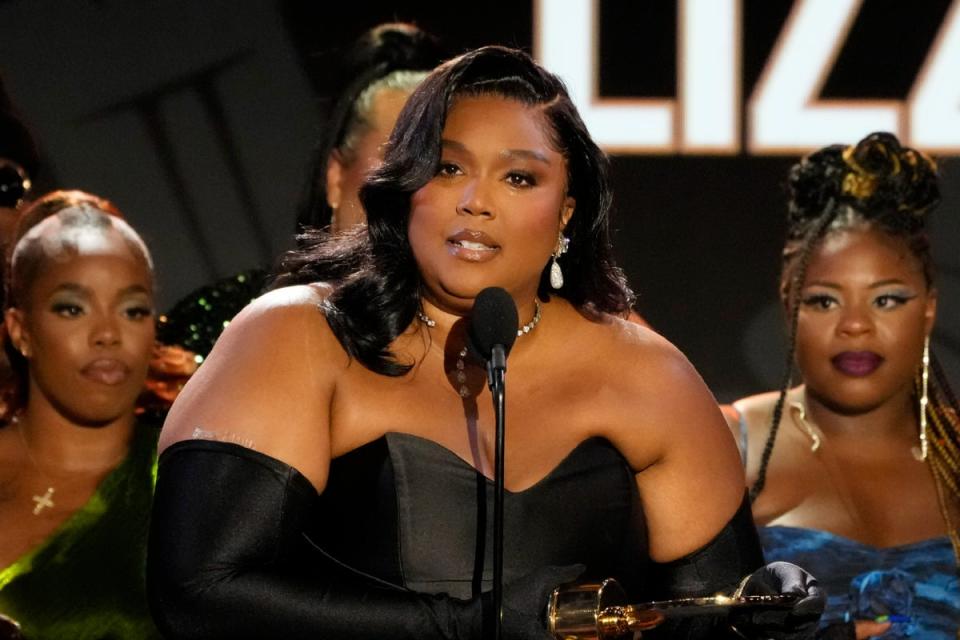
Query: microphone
[
  {"left": 467, "top": 287, "right": 518, "bottom": 387},
  {"left": 467, "top": 287, "right": 518, "bottom": 640}
]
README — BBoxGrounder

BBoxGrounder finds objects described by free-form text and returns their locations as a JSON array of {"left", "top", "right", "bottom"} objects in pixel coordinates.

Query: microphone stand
[{"left": 487, "top": 343, "right": 507, "bottom": 640}]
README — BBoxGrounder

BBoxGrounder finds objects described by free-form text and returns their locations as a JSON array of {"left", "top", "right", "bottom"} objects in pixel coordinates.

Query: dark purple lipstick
[{"left": 831, "top": 351, "right": 884, "bottom": 377}]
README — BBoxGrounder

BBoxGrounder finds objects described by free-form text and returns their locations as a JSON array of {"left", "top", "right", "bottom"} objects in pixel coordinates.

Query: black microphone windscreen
[{"left": 468, "top": 287, "right": 519, "bottom": 361}]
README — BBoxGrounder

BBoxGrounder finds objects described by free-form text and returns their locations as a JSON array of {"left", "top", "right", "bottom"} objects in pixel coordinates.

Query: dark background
[{"left": 1, "top": 0, "right": 958, "bottom": 401}]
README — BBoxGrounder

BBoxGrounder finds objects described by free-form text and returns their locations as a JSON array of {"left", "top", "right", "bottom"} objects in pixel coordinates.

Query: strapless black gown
[
  {"left": 148, "top": 433, "right": 770, "bottom": 638},
  {"left": 312, "top": 432, "right": 650, "bottom": 599}
]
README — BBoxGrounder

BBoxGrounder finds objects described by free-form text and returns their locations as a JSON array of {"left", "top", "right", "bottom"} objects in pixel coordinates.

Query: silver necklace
[{"left": 418, "top": 300, "right": 542, "bottom": 397}]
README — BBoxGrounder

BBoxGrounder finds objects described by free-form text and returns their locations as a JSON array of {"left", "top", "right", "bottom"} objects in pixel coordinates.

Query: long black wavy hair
[{"left": 276, "top": 45, "right": 634, "bottom": 376}]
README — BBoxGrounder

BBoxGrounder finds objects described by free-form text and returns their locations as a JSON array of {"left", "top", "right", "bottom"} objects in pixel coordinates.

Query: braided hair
[
  {"left": 749, "top": 133, "right": 959, "bottom": 551},
  {"left": 926, "top": 348, "right": 960, "bottom": 564}
]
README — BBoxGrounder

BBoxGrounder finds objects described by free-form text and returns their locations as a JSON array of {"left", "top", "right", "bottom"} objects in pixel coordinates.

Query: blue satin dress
[{"left": 760, "top": 526, "right": 958, "bottom": 638}]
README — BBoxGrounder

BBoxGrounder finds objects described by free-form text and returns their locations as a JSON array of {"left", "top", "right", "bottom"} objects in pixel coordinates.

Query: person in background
[
  {"left": 0, "top": 189, "right": 193, "bottom": 423},
  {"left": 149, "top": 46, "right": 822, "bottom": 639},
  {"left": 0, "top": 75, "right": 39, "bottom": 248},
  {"left": 0, "top": 193, "right": 162, "bottom": 638},
  {"left": 0, "top": 77, "right": 41, "bottom": 419},
  {"left": 296, "top": 21, "right": 446, "bottom": 234},
  {"left": 155, "top": 23, "right": 447, "bottom": 363},
  {"left": 0, "top": 159, "right": 30, "bottom": 245},
  {"left": 727, "top": 132, "right": 959, "bottom": 639}
]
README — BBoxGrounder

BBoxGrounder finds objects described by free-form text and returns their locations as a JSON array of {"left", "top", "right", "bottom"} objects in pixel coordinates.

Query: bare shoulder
[
  {"left": 728, "top": 389, "right": 793, "bottom": 484},
  {"left": 179, "top": 282, "right": 344, "bottom": 383},
  {"left": 229, "top": 282, "right": 335, "bottom": 326},
  {"left": 592, "top": 313, "right": 708, "bottom": 399},
  {"left": 581, "top": 313, "right": 746, "bottom": 561},
  {"left": 733, "top": 391, "right": 780, "bottom": 425},
  {"left": 730, "top": 391, "right": 781, "bottom": 435},
  {"left": 576, "top": 313, "right": 733, "bottom": 459},
  {"left": 158, "top": 283, "right": 346, "bottom": 489}
]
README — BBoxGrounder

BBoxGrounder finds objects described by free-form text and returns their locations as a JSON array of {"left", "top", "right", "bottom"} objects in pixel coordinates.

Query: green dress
[{"left": 0, "top": 423, "right": 161, "bottom": 639}]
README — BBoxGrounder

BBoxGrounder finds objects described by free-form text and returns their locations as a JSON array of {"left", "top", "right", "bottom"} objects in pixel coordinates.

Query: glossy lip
[
  {"left": 446, "top": 229, "right": 500, "bottom": 263},
  {"left": 80, "top": 358, "right": 131, "bottom": 386},
  {"left": 831, "top": 351, "right": 885, "bottom": 377}
]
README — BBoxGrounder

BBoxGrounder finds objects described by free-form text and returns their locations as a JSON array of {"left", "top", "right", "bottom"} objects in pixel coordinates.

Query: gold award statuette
[
  {"left": 547, "top": 579, "right": 663, "bottom": 640},
  {"left": 547, "top": 578, "right": 801, "bottom": 639}
]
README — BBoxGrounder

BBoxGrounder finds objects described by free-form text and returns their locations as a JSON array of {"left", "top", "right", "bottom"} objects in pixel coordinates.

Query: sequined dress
[{"left": 156, "top": 268, "right": 267, "bottom": 359}]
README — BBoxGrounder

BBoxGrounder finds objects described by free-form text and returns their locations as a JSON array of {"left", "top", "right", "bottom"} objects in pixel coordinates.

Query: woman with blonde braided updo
[{"left": 727, "top": 132, "right": 960, "bottom": 639}]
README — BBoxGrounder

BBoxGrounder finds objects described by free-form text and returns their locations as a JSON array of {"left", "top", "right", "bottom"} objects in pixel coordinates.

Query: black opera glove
[
  {"left": 643, "top": 494, "right": 767, "bottom": 639},
  {"left": 498, "top": 564, "right": 586, "bottom": 640},
  {"left": 730, "top": 561, "right": 825, "bottom": 640},
  {"left": 147, "top": 439, "right": 579, "bottom": 639}
]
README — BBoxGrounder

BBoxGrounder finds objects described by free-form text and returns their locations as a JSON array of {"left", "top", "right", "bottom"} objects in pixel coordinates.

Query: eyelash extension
[
  {"left": 507, "top": 171, "right": 536, "bottom": 186},
  {"left": 800, "top": 294, "right": 834, "bottom": 307},
  {"left": 437, "top": 161, "right": 461, "bottom": 176},
  {"left": 125, "top": 306, "right": 155, "bottom": 318},
  {"left": 879, "top": 293, "right": 916, "bottom": 302},
  {"left": 51, "top": 302, "right": 83, "bottom": 315},
  {"left": 875, "top": 293, "right": 917, "bottom": 308}
]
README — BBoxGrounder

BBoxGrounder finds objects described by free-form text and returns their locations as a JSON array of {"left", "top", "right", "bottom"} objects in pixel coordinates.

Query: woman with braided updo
[
  {"left": 154, "top": 24, "right": 447, "bottom": 364},
  {"left": 728, "top": 132, "right": 960, "bottom": 639}
]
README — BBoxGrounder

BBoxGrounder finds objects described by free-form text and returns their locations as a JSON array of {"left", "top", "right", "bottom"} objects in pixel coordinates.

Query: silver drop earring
[{"left": 550, "top": 234, "right": 570, "bottom": 290}]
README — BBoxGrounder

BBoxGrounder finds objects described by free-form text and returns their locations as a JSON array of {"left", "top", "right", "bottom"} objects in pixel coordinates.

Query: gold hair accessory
[{"left": 840, "top": 147, "right": 879, "bottom": 199}]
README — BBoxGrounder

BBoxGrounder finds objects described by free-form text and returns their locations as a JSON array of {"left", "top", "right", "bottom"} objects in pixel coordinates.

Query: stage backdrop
[{"left": 1, "top": 0, "right": 958, "bottom": 401}]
